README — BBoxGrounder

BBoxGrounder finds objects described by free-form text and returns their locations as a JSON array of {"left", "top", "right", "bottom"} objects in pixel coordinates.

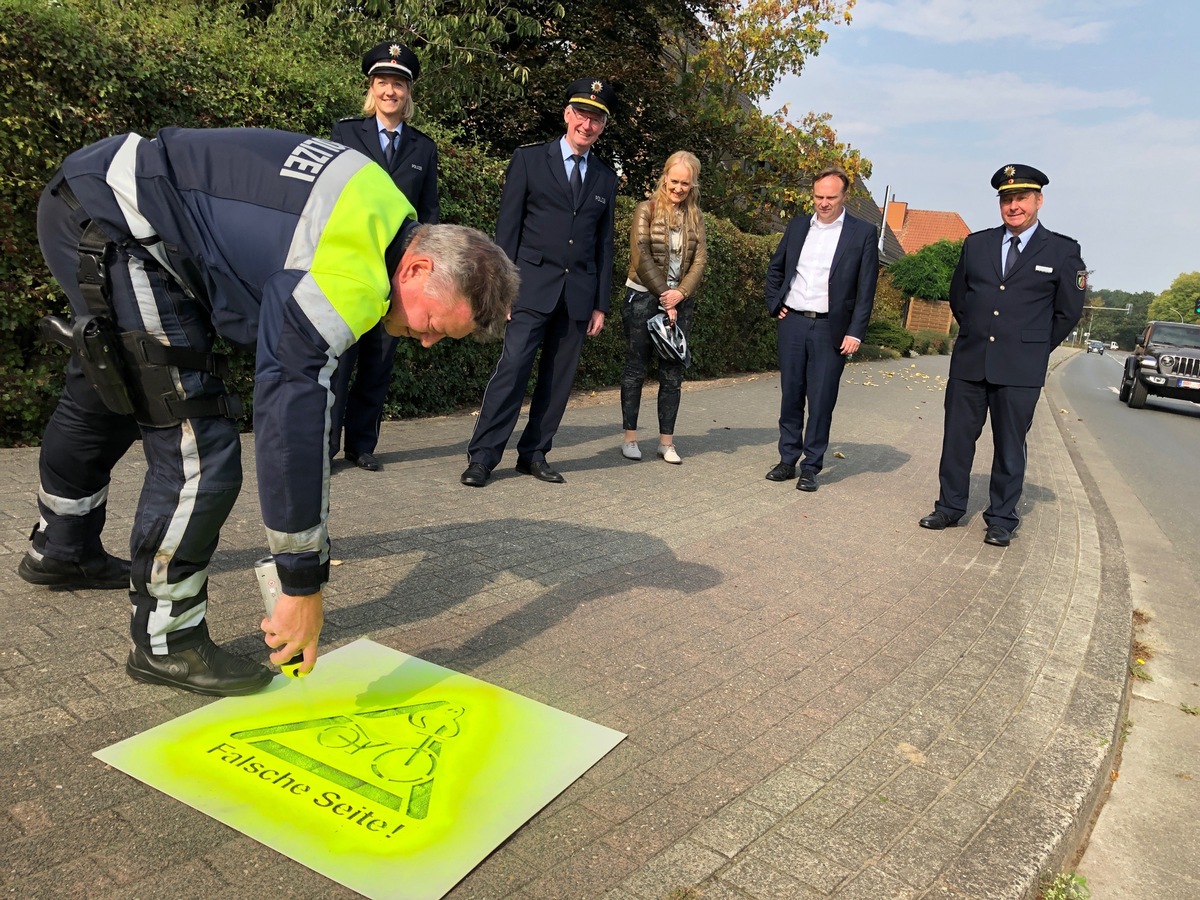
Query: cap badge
[
  {"left": 1003, "top": 165, "right": 1016, "bottom": 177},
  {"left": 591, "top": 80, "right": 603, "bottom": 92},
  {"left": 389, "top": 43, "right": 402, "bottom": 58}
]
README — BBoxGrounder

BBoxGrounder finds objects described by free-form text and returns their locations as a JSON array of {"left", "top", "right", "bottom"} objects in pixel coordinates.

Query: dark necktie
[
  {"left": 569, "top": 154, "right": 584, "bottom": 205},
  {"left": 1003, "top": 234, "right": 1020, "bottom": 278},
  {"left": 384, "top": 130, "right": 397, "bottom": 166}
]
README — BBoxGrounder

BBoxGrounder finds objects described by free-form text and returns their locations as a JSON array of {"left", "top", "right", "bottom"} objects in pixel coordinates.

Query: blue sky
[{"left": 767, "top": 0, "right": 1200, "bottom": 295}]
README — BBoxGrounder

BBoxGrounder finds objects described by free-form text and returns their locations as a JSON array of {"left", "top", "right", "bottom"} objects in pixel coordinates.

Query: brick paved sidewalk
[{"left": 0, "top": 353, "right": 1128, "bottom": 898}]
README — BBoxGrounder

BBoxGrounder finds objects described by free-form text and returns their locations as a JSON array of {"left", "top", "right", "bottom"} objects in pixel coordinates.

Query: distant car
[
  {"left": 1086, "top": 340, "right": 1104, "bottom": 354},
  {"left": 1119, "top": 321, "right": 1200, "bottom": 409},
  {"left": 1110, "top": 342, "right": 1118, "bottom": 351}
]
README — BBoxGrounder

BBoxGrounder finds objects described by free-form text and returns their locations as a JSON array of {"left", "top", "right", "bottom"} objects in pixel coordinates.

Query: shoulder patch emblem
[{"left": 1076, "top": 271, "right": 1087, "bottom": 291}]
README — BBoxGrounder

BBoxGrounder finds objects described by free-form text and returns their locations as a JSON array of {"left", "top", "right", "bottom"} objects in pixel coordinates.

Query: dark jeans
[{"left": 620, "top": 289, "right": 693, "bottom": 435}]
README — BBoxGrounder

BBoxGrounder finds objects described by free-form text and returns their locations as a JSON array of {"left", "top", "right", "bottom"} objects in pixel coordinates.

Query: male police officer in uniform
[
  {"left": 919, "top": 164, "right": 1085, "bottom": 546},
  {"left": 329, "top": 40, "right": 440, "bottom": 472},
  {"left": 19, "top": 127, "right": 517, "bottom": 695},
  {"left": 460, "top": 78, "right": 618, "bottom": 487}
]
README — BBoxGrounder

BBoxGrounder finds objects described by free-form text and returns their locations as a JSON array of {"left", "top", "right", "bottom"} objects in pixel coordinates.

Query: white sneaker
[
  {"left": 622, "top": 441, "right": 642, "bottom": 460},
  {"left": 657, "top": 444, "right": 682, "bottom": 464}
]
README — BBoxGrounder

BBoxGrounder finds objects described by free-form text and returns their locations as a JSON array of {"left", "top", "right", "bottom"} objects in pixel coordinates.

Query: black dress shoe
[
  {"left": 919, "top": 510, "right": 960, "bottom": 530},
  {"left": 18, "top": 551, "right": 130, "bottom": 590},
  {"left": 126, "top": 638, "right": 272, "bottom": 696},
  {"left": 765, "top": 462, "right": 796, "bottom": 482},
  {"left": 346, "top": 451, "right": 381, "bottom": 471},
  {"left": 460, "top": 462, "right": 492, "bottom": 487},
  {"left": 797, "top": 469, "right": 818, "bottom": 492},
  {"left": 516, "top": 459, "right": 565, "bottom": 483},
  {"left": 984, "top": 525, "right": 1013, "bottom": 547}
]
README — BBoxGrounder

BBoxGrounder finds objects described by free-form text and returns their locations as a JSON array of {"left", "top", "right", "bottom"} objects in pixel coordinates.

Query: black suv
[{"left": 1119, "top": 321, "right": 1200, "bottom": 409}]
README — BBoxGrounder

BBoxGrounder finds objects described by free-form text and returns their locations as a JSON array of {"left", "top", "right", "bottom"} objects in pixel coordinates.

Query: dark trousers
[
  {"left": 467, "top": 298, "right": 587, "bottom": 470},
  {"left": 620, "top": 289, "right": 692, "bottom": 435},
  {"left": 776, "top": 313, "right": 845, "bottom": 472},
  {"left": 329, "top": 320, "right": 398, "bottom": 458},
  {"left": 935, "top": 376, "right": 1042, "bottom": 531},
  {"left": 35, "top": 178, "right": 242, "bottom": 654}
]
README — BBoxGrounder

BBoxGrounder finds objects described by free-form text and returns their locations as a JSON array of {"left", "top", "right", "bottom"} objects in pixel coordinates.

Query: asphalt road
[
  {"left": 1059, "top": 349, "right": 1200, "bottom": 571},
  {"left": 1051, "top": 350, "right": 1200, "bottom": 899}
]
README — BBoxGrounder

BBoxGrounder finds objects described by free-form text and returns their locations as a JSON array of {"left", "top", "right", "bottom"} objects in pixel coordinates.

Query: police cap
[
  {"left": 362, "top": 41, "right": 420, "bottom": 81},
  {"left": 565, "top": 78, "right": 615, "bottom": 118},
  {"left": 991, "top": 163, "right": 1048, "bottom": 194}
]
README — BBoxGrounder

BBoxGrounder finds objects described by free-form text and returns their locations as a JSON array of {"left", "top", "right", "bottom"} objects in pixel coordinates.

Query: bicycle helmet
[{"left": 647, "top": 311, "right": 688, "bottom": 364}]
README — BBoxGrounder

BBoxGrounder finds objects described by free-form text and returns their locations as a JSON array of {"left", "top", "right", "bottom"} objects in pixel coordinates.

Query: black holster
[
  {"left": 40, "top": 314, "right": 136, "bottom": 416},
  {"left": 39, "top": 207, "right": 243, "bottom": 428}
]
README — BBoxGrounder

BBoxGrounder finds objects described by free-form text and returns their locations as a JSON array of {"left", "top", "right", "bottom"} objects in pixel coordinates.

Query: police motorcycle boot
[
  {"left": 126, "top": 633, "right": 273, "bottom": 697},
  {"left": 18, "top": 547, "right": 131, "bottom": 591}
]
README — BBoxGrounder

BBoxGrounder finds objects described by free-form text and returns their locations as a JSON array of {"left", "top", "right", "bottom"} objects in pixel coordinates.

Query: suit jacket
[
  {"left": 948, "top": 223, "right": 1086, "bottom": 387},
  {"left": 494, "top": 141, "right": 617, "bottom": 321},
  {"left": 764, "top": 211, "right": 879, "bottom": 346},
  {"left": 331, "top": 116, "right": 439, "bottom": 223}
]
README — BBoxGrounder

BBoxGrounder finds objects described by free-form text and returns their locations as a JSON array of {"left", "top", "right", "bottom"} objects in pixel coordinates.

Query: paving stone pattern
[{"left": 0, "top": 352, "right": 1128, "bottom": 898}]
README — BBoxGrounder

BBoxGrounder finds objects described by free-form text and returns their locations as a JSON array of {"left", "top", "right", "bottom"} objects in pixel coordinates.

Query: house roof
[
  {"left": 884, "top": 202, "right": 971, "bottom": 254},
  {"left": 845, "top": 194, "right": 906, "bottom": 265}
]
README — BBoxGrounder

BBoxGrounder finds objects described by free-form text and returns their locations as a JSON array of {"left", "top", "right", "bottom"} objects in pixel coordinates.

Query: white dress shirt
[{"left": 784, "top": 210, "right": 844, "bottom": 313}]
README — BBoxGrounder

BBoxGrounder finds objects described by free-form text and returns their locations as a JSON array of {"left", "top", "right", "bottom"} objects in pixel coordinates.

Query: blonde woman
[
  {"left": 621, "top": 151, "right": 707, "bottom": 464},
  {"left": 328, "top": 41, "right": 440, "bottom": 472}
]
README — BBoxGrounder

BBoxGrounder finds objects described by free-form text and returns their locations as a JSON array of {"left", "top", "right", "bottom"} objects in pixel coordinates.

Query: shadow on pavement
[{"left": 224, "top": 518, "right": 723, "bottom": 673}]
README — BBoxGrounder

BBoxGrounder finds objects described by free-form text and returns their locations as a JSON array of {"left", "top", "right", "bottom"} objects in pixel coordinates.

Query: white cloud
[
  {"left": 770, "top": 60, "right": 1141, "bottom": 138},
  {"left": 759, "top": 0, "right": 1200, "bottom": 292},
  {"left": 853, "top": 0, "right": 1111, "bottom": 46}
]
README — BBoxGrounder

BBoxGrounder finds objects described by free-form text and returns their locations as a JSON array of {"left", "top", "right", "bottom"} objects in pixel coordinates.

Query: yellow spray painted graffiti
[{"left": 95, "top": 640, "right": 624, "bottom": 899}]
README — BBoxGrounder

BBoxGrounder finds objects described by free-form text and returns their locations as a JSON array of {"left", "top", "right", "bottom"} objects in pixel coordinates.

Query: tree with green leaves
[
  {"left": 1149, "top": 272, "right": 1200, "bottom": 326},
  {"left": 264, "top": 0, "right": 868, "bottom": 230},
  {"left": 267, "top": 0, "right": 549, "bottom": 117},
  {"left": 668, "top": 0, "right": 867, "bottom": 230},
  {"left": 887, "top": 239, "right": 963, "bottom": 303}
]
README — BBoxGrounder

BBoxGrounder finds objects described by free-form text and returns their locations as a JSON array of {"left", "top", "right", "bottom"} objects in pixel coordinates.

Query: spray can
[{"left": 255, "top": 556, "right": 306, "bottom": 679}]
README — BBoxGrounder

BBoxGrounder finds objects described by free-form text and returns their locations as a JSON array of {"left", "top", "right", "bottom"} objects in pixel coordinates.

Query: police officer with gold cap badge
[
  {"left": 461, "top": 78, "right": 619, "bottom": 487},
  {"left": 919, "top": 163, "right": 1086, "bottom": 546},
  {"left": 329, "top": 40, "right": 440, "bottom": 471}
]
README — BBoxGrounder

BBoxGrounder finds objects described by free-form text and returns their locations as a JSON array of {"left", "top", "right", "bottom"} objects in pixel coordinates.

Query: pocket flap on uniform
[
  {"left": 517, "top": 247, "right": 543, "bottom": 265},
  {"left": 1021, "top": 329, "right": 1050, "bottom": 342}
]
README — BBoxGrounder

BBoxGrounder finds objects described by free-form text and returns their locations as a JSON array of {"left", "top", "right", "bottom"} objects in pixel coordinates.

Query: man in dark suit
[
  {"left": 919, "top": 164, "right": 1086, "bottom": 546},
  {"left": 763, "top": 167, "right": 878, "bottom": 492},
  {"left": 329, "top": 40, "right": 440, "bottom": 472},
  {"left": 460, "top": 78, "right": 618, "bottom": 487}
]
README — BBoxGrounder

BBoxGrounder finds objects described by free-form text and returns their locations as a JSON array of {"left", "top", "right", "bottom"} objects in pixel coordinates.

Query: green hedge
[
  {"left": 0, "top": 0, "right": 783, "bottom": 447},
  {"left": 1, "top": 0, "right": 363, "bottom": 444},
  {"left": 864, "top": 320, "right": 916, "bottom": 354}
]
